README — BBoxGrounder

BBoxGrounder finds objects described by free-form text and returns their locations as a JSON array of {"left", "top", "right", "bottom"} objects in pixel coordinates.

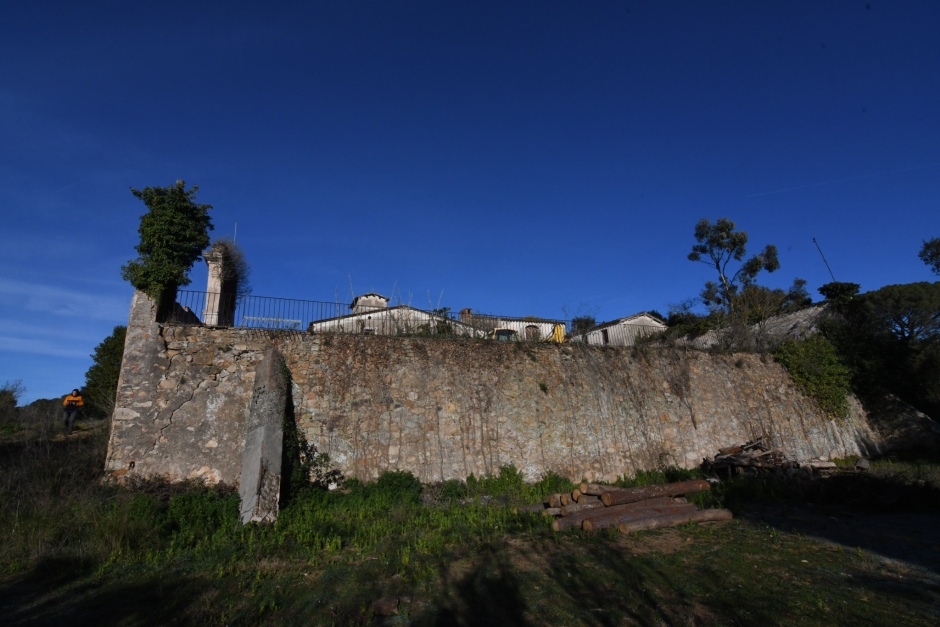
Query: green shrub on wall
[{"left": 772, "top": 336, "right": 851, "bottom": 419}]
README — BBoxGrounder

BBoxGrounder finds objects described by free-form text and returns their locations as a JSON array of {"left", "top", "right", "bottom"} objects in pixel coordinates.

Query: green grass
[{"left": 3, "top": 427, "right": 940, "bottom": 626}]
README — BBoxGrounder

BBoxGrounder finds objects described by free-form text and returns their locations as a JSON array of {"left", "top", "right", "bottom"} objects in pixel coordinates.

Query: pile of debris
[
  {"left": 701, "top": 437, "right": 837, "bottom": 479},
  {"left": 516, "top": 480, "right": 732, "bottom": 533}
]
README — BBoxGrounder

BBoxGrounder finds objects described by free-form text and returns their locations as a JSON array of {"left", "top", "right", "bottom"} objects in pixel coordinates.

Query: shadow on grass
[
  {"left": 411, "top": 522, "right": 940, "bottom": 627},
  {"left": 414, "top": 549, "right": 529, "bottom": 627},
  {"left": 716, "top": 449, "right": 940, "bottom": 573},
  {"left": 1, "top": 556, "right": 211, "bottom": 627}
]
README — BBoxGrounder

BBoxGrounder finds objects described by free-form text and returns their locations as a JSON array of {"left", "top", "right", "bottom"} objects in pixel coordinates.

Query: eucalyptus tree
[{"left": 687, "top": 217, "right": 780, "bottom": 312}]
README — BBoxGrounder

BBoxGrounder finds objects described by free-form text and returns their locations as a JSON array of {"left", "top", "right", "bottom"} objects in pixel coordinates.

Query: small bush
[
  {"left": 438, "top": 479, "right": 469, "bottom": 501},
  {"left": 367, "top": 470, "right": 424, "bottom": 505},
  {"left": 530, "top": 470, "right": 576, "bottom": 497},
  {"left": 464, "top": 466, "right": 576, "bottom": 504},
  {"left": 466, "top": 465, "right": 527, "bottom": 501}
]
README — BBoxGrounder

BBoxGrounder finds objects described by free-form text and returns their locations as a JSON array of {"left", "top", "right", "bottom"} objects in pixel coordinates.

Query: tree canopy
[
  {"left": 121, "top": 181, "right": 213, "bottom": 303},
  {"left": 920, "top": 238, "right": 940, "bottom": 276},
  {"left": 817, "top": 281, "right": 860, "bottom": 311},
  {"left": 734, "top": 279, "right": 812, "bottom": 325},
  {"left": 824, "top": 280, "right": 940, "bottom": 419},
  {"left": 83, "top": 326, "right": 127, "bottom": 419},
  {"left": 856, "top": 282, "right": 940, "bottom": 343},
  {"left": 571, "top": 316, "right": 597, "bottom": 334},
  {"left": 687, "top": 217, "right": 780, "bottom": 310}
]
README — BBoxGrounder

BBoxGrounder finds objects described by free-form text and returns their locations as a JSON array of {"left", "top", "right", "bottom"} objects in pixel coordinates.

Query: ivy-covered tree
[
  {"left": 121, "top": 181, "right": 213, "bottom": 310},
  {"left": 83, "top": 326, "right": 127, "bottom": 419},
  {"left": 920, "top": 237, "right": 940, "bottom": 276},
  {"left": 687, "top": 217, "right": 780, "bottom": 311}
]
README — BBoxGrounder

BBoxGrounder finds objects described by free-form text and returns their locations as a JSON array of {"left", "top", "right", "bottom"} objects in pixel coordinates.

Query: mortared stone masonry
[{"left": 105, "top": 291, "right": 940, "bottom": 522}]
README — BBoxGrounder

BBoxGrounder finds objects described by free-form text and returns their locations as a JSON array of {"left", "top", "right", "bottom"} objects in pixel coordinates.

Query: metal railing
[{"left": 162, "top": 290, "right": 666, "bottom": 345}]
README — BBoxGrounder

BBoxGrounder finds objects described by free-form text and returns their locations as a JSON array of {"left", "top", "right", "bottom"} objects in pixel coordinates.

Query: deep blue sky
[{"left": 2, "top": 1, "right": 938, "bottom": 402}]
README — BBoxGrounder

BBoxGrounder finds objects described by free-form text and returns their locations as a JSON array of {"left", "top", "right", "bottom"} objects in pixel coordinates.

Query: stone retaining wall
[
  {"left": 281, "top": 334, "right": 882, "bottom": 483},
  {"left": 106, "top": 298, "right": 897, "bottom": 487}
]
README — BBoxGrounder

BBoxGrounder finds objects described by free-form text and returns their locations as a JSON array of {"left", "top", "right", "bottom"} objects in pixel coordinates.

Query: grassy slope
[{"left": 2, "top": 424, "right": 940, "bottom": 626}]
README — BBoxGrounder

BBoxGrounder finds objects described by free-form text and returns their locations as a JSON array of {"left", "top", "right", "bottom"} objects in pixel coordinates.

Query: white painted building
[
  {"left": 458, "top": 309, "right": 564, "bottom": 341},
  {"left": 570, "top": 312, "right": 666, "bottom": 346},
  {"left": 308, "top": 293, "right": 482, "bottom": 337}
]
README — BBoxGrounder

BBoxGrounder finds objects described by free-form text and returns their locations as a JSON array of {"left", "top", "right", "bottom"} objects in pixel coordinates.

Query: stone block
[{"left": 238, "top": 350, "right": 287, "bottom": 524}]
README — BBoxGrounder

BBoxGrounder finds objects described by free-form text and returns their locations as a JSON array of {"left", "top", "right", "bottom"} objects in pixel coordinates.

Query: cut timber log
[
  {"left": 552, "top": 496, "right": 677, "bottom": 531},
  {"left": 617, "top": 508, "right": 733, "bottom": 534},
  {"left": 601, "top": 480, "right": 710, "bottom": 507},
  {"left": 702, "top": 438, "right": 795, "bottom": 479},
  {"left": 579, "top": 482, "right": 611, "bottom": 496},
  {"left": 800, "top": 460, "right": 837, "bottom": 470},
  {"left": 560, "top": 493, "right": 572, "bottom": 506},
  {"left": 514, "top": 503, "right": 547, "bottom": 514},
  {"left": 582, "top": 503, "right": 697, "bottom": 532},
  {"left": 548, "top": 493, "right": 565, "bottom": 508},
  {"left": 543, "top": 507, "right": 562, "bottom": 517},
  {"left": 572, "top": 489, "right": 582, "bottom": 502},
  {"left": 576, "top": 494, "right": 600, "bottom": 505},
  {"left": 559, "top": 500, "right": 604, "bottom": 517}
]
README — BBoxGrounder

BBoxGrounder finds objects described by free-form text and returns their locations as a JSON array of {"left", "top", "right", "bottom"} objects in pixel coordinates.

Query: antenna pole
[{"left": 813, "top": 238, "right": 836, "bottom": 282}]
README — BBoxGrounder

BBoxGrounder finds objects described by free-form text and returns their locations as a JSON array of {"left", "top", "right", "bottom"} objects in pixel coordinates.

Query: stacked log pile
[
  {"left": 701, "top": 437, "right": 838, "bottom": 479},
  {"left": 516, "top": 479, "right": 732, "bottom": 533}
]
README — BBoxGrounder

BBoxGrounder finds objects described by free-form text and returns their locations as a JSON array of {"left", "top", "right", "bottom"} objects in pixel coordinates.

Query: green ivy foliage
[
  {"left": 121, "top": 181, "right": 213, "bottom": 303},
  {"left": 773, "top": 336, "right": 851, "bottom": 419}
]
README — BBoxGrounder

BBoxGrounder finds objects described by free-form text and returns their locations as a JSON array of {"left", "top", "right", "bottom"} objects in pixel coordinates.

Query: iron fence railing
[{"left": 163, "top": 290, "right": 666, "bottom": 345}]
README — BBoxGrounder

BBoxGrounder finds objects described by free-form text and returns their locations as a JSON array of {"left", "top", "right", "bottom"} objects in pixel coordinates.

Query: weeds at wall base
[{"left": 4, "top": 423, "right": 940, "bottom": 625}]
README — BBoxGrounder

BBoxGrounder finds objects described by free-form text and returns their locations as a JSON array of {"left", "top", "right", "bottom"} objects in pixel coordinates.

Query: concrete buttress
[{"left": 238, "top": 350, "right": 287, "bottom": 523}]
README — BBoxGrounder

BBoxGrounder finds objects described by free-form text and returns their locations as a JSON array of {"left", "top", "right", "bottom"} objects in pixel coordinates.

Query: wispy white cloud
[
  {"left": 0, "top": 277, "right": 128, "bottom": 322},
  {"left": 0, "top": 318, "right": 102, "bottom": 342},
  {"left": 0, "top": 335, "right": 90, "bottom": 359}
]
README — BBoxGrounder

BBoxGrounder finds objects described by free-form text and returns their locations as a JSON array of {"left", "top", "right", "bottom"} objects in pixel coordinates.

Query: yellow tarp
[{"left": 546, "top": 323, "right": 565, "bottom": 343}]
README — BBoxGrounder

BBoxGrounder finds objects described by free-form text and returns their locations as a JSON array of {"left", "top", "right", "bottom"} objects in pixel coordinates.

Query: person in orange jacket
[{"left": 62, "top": 389, "right": 84, "bottom": 435}]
